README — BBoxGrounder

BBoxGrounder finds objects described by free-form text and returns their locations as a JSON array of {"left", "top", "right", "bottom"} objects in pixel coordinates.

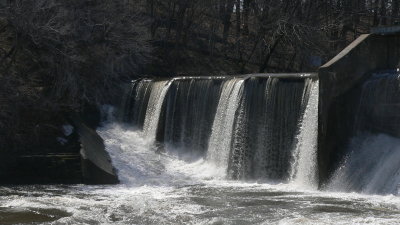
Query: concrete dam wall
[
  {"left": 318, "top": 31, "right": 400, "bottom": 186},
  {"left": 115, "top": 30, "right": 400, "bottom": 192}
]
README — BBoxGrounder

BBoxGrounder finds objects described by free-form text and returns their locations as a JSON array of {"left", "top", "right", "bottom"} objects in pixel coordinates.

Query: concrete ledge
[
  {"left": 243, "top": 73, "right": 317, "bottom": 79},
  {"left": 144, "top": 73, "right": 317, "bottom": 81}
]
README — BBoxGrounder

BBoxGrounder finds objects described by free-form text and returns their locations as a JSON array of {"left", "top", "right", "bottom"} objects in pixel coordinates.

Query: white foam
[{"left": 97, "top": 121, "right": 226, "bottom": 186}]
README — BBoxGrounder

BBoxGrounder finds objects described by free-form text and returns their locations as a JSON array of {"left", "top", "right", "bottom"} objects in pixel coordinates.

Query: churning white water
[
  {"left": 98, "top": 122, "right": 224, "bottom": 185},
  {"left": 290, "top": 80, "right": 319, "bottom": 188},
  {"left": 93, "top": 120, "right": 400, "bottom": 224},
  {"left": 1, "top": 109, "right": 400, "bottom": 224},
  {"left": 27, "top": 121, "right": 396, "bottom": 224}
]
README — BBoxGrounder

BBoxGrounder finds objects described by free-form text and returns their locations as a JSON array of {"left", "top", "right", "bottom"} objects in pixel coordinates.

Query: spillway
[
  {"left": 119, "top": 74, "right": 319, "bottom": 185},
  {"left": 163, "top": 78, "right": 225, "bottom": 159},
  {"left": 116, "top": 73, "right": 400, "bottom": 194},
  {"left": 222, "top": 77, "right": 314, "bottom": 181}
]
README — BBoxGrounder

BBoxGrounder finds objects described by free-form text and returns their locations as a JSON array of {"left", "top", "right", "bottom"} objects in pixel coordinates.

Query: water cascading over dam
[
  {"left": 119, "top": 74, "right": 319, "bottom": 186},
  {"left": 163, "top": 78, "right": 225, "bottom": 158},
  {"left": 327, "top": 72, "right": 400, "bottom": 194},
  {"left": 3, "top": 29, "right": 400, "bottom": 225}
]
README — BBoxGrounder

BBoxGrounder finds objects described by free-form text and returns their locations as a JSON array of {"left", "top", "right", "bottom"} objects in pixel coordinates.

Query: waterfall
[
  {"left": 163, "top": 79, "right": 224, "bottom": 158},
  {"left": 121, "top": 79, "right": 153, "bottom": 129},
  {"left": 250, "top": 78, "right": 307, "bottom": 180},
  {"left": 227, "top": 77, "right": 313, "bottom": 181},
  {"left": 118, "top": 75, "right": 318, "bottom": 182},
  {"left": 290, "top": 79, "right": 319, "bottom": 188},
  {"left": 103, "top": 71, "right": 400, "bottom": 196},
  {"left": 142, "top": 80, "right": 172, "bottom": 142},
  {"left": 207, "top": 78, "right": 245, "bottom": 175}
]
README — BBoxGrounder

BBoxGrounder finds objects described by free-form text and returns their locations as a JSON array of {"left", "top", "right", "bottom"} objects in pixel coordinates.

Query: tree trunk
[
  {"left": 243, "top": 0, "right": 250, "bottom": 35},
  {"left": 222, "top": 0, "right": 234, "bottom": 41},
  {"left": 235, "top": 0, "right": 241, "bottom": 60},
  {"left": 175, "top": 0, "right": 188, "bottom": 46},
  {"left": 258, "top": 35, "right": 282, "bottom": 73},
  {"left": 235, "top": 0, "right": 241, "bottom": 39},
  {"left": 373, "top": 0, "right": 379, "bottom": 26},
  {"left": 380, "top": 0, "right": 387, "bottom": 25},
  {"left": 166, "top": 0, "right": 176, "bottom": 40},
  {"left": 392, "top": 0, "right": 399, "bottom": 25}
]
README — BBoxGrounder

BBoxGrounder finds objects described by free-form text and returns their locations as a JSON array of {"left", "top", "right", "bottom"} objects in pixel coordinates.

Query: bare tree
[
  {"left": 0, "top": 0, "right": 152, "bottom": 150},
  {"left": 6, "top": 0, "right": 152, "bottom": 107}
]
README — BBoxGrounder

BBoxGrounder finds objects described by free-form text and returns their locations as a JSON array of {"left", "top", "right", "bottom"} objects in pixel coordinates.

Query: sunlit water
[{"left": 1, "top": 123, "right": 399, "bottom": 225}]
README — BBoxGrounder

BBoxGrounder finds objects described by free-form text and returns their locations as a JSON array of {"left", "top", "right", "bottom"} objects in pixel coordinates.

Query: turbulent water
[
  {"left": 1, "top": 123, "right": 399, "bottom": 224},
  {"left": 1, "top": 75, "right": 400, "bottom": 224}
]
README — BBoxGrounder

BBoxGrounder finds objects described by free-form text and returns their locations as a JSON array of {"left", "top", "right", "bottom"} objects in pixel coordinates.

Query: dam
[
  {"left": 120, "top": 74, "right": 318, "bottom": 185},
  {"left": 109, "top": 30, "right": 400, "bottom": 195},
  {"left": 0, "top": 30, "right": 400, "bottom": 224}
]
